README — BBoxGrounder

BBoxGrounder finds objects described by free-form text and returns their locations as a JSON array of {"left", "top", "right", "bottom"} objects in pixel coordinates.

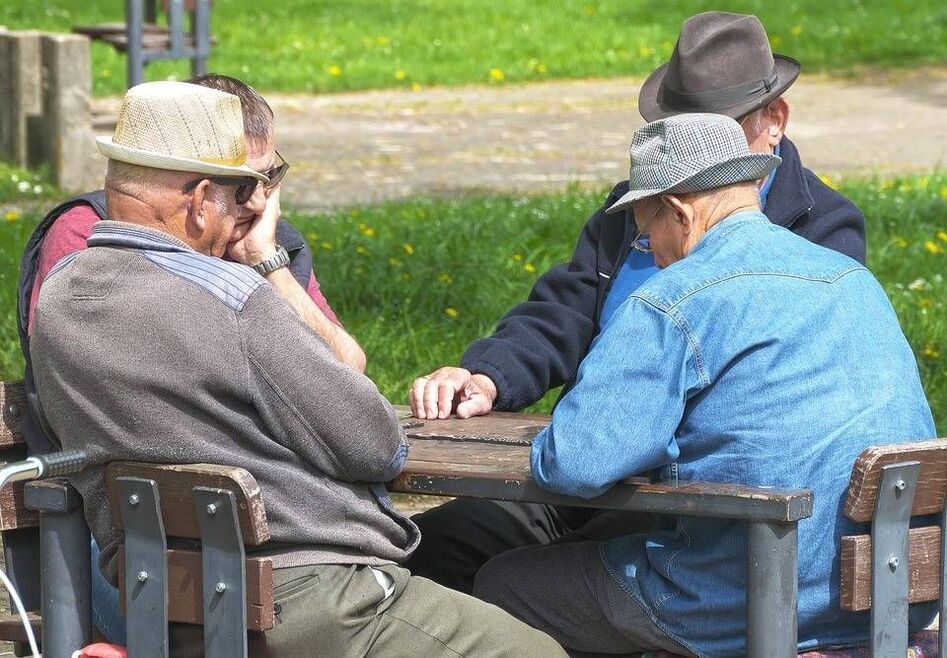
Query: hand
[
  {"left": 227, "top": 184, "right": 281, "bottom": 266},
  {"left": 410, "top": 367, "right": 497, "bottom": 419}
]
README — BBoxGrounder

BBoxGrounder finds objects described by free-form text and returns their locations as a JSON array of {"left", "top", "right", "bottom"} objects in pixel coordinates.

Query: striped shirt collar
[{"left": 87, "top": 220, "right": 195, "bottom": 253}]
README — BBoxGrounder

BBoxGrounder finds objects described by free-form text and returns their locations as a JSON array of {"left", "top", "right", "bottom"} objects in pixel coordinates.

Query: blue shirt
[{"left": 531, "top": 211, "right": 936, "bottom": 656}]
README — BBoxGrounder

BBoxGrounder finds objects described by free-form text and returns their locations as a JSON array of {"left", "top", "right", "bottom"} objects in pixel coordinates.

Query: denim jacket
[{"left": 531, "top": 211, "right": 935, "bottom": 656}]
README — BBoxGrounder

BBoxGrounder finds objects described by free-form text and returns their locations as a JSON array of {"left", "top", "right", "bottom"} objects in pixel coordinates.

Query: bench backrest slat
[
  {"left": 106, "top": 462, "right": 269, "bottom": 546},
  {"left": 844, "top": 439, "right": 947, "bottom": 523}
]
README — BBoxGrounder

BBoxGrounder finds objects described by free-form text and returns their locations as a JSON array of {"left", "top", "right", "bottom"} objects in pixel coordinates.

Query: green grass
[
  {"left": 2, "top": 0, "right": 945, "bottom": 97},
  {"left": 4, "top": 171, "right": 943, "bottom": 427}
]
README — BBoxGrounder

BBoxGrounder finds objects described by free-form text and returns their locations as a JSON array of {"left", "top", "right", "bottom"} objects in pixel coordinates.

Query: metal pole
[
  {"left": 125, "top": 0, "right": 144, "bottom": 88},
  {"left": 39, "top": 506, "right": 91, "bottom": 658},
  {"left": 746, "top": 520, "right": 798, "bottom": 658}
]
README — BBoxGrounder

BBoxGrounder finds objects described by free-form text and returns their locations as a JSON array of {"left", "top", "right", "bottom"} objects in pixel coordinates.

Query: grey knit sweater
[{"left": 31, "top": 221, "right": 418, "bottom": 580}]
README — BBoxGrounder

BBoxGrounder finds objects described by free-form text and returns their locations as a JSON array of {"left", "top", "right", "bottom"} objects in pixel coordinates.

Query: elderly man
[
  {"left": 406, "top": 10, "right": 868, "bottom": 593},
  {"left": 472, "top": 113, "right": 936, "bottom": 656},
  {"left": 30, "top": 81, "right": 565, "bottom": 657},
  {"left": 14, "top": 73, "right": 364, "bottom": 644}
]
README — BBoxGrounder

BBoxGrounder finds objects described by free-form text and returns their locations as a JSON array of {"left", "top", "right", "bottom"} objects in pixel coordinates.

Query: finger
[
  {"left": 410, "top": 377, "right": 429, "bottom": 418},
  {"left": 423, "top": 379, "right": 441, "bottom": 419},
  {"left": 437, "top": 382, "right": 455, "bottom": 419},
  {"left": 456, "top": 393, "right": 492, "bottom": 419}
]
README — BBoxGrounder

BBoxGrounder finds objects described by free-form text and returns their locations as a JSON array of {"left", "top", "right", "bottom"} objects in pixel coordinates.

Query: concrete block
[
  {"left": 40, "top": 34, "right": 92, "bottom": 192},
  {"left": 0, "top": 31, "right": 42, "bottom": 166}
]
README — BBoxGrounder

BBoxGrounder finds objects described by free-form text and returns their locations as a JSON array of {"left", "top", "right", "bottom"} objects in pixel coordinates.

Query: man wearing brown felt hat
[{"left": 405, "top": 11, "right": 870, "bottom": 602}]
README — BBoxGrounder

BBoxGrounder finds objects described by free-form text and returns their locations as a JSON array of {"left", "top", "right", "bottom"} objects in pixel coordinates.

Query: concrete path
[{"left": 86, "top": 67, "right": 947, "bottom": 210}]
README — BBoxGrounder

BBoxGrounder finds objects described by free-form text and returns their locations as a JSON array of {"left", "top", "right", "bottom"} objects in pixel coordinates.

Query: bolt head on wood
[
  {"left": 128, "top": 494, "right": 140, "bottom": 506},
  {"left": 6, "top": 403, "right": 20, "bottom": 417},
  {"left": 888, "top": 556, "right": 900, "bottom": 570},
  {"left": 137, "top": 570, "right": 148, "bottom": 582},
  {"left": 206, "top": 503, "right": 217, "bottom": 515},
  {"left": 894, "top": 479, "right": 907, "bottom": 491},
  {"left": 215, "top": 582, "right": 226, "bottom": 593}
]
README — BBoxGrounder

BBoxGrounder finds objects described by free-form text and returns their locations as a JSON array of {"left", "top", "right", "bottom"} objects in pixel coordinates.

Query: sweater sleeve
[
  {"left": 239, "top": 286, "right": 406, "bottom": 482},
  {"left": 460, "top": 185, "right": 628, "bottom": 411}
]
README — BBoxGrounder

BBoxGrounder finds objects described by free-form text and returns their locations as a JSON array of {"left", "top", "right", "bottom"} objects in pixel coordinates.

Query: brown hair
[{"left": 188, "top": 73, "right": 274, "bottom": 145}]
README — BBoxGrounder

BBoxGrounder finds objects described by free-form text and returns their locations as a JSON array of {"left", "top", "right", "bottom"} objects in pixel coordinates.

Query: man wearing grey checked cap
[
  {"left": 470, "top": 113, "right": 936, "bottom": 656},
  {"left": 406, "top": 12, "right": 868, "bottom": 599}
]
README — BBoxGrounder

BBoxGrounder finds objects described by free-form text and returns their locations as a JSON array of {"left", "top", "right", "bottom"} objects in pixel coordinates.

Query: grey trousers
[
  {"left": 170, "top": 561, "right": 567, "bottom": 657},
  {"left": 473, "top": 540, "right": 694, "bottom": 657}
]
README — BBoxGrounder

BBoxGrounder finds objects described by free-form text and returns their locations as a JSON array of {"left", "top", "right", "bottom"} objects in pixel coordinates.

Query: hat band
[{"left": 659, "top": 65, "right": 778, "bottom": 113}]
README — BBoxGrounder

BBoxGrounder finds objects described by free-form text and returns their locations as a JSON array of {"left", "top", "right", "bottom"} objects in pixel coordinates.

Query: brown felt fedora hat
[{"left": 638, "top": 12, "right": 800, "bottom": 121}]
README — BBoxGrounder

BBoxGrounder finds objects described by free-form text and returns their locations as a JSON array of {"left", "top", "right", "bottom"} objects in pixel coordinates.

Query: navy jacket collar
[{"left": 765, "top": 136, "right": 814, "bottom": 228}]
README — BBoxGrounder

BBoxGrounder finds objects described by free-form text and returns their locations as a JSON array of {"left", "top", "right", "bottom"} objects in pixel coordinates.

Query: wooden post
[
  {"left": 39, "top": 34, "right": 92, "bottom": 192},
  {"left": 0, "top": 30, "right": 42, "bottom": 167}
]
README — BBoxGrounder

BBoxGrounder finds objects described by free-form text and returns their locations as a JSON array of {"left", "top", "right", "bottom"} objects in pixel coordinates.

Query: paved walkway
[{"left": 86, "top": 67, "right": 947, "bottom": 210}]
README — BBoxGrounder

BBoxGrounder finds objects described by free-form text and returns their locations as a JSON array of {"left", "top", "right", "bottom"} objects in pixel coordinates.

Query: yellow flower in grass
[
  {"left": 938, "top": 231, "right": 947, "bottom": 243},
  {"left": 401, "top": 272, "right": 411, "bottom": 281},
  {"left": 438, "top": 272, "right": 453, "bottom": 285},
  {"left": 919, "top": 298, "right": 933, "bottom": 309},
  {"left": 940, "top": 186, "right": 947, "bottom": 200},
  {"left": 395, "top": 70, "right": 407, "bottom": 81},
  {"left": 388, "top": 257, "right": 403, "bottom": 268},
  {"left": 891, "top": 236, "right": 908, "bottom": 248},
  {"left": 402, "top": 243, "right": 415, "bottom": 255},
  {"left": 411, "top": 82, "right": 422, "bottom": 92},
  {"left": 377, "top": 36, "right": 390, "bottom": 46},
  {"left": 924, "top": 344, "right": 941, "bottom": 359},
  {"left": 356, "top": 245, "right": 369, "bottom": 255},
  {"left": 320, "top": 240, "right": 333, "bottom": 251},
  {"left": 924, "top": 240, "right": 944, "bottom": 254},
  {"left": 327, "top": 65, "right": 342, "bottom": 77},
  {"left": 4, "top": 210, "right": 20, "bottom": 222},
  {"left": 489, "top": 68, "right": 505, "bottom": 82},
  {"left": 445, "top": 307, "right": 459, "bottom": 318},
  {"left": 358, "top": 223, "right": 375, "bottom": 237},
  {"left": 524, "top": 263, "right": 536, "bottom": 273},
  {"left": 512, "top": 253, "right": 523, "bottom": 262},
  {"left": 306, "top": 232, "right": 318, "bottom": 243},
  {"left": 790, "top": 25, "right": 803, "bottom": 37}
]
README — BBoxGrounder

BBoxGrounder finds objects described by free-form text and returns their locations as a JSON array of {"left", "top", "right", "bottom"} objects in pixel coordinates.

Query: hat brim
[
  {"left": 606, "top": 152, "right": 780, "bottom": 214},
  {"left": 96, "top": 136, "right": 269, "bottom": 183},
  {"left": 637, "top": 54, "right": 800, "bottom": 122}
]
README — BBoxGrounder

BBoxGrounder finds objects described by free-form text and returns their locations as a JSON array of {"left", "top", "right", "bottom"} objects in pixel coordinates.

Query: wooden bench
[{"left": 73, "top": 0, "right": 212, "bottom": 88}]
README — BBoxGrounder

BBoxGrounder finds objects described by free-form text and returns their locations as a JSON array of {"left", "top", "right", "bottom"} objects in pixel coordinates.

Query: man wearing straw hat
[
  {"left": 29, "top": 81, "right": 566, "bottom": 657},
  {"left": 471, "top": 113, "right": 936, "bottom": 656}
]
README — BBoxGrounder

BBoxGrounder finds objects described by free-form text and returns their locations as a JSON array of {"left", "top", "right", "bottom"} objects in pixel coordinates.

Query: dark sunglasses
[
  {"left": 261, "top": 150, "right": 290, "bottom": 189},
  {"left": 182, "top": 175, "right": 259, "bottom": 205}
]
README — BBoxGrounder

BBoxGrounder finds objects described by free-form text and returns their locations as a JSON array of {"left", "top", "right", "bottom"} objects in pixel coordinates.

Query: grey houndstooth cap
[{"left": 606, "top": 113, "right": 781, "bottom": 214}]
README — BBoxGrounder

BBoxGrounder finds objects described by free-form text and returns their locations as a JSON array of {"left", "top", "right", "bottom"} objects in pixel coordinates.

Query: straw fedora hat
[
  {"left": 638, "top": 12, "right": 800, "bottom": 121},
  {"left": 96, "top": 81, "right": 268, "bottom": 183},
  {"left": 606, "top": 113, "right": 780, "bottom": 214}
]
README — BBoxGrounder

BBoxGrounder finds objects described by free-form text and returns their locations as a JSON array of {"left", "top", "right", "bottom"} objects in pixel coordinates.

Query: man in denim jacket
[
  {"left": 472, "top": 113, "right": 936, "bottom": 656},
  {"left": 407, "top": 11, "right": 869, "bottom": 595}
]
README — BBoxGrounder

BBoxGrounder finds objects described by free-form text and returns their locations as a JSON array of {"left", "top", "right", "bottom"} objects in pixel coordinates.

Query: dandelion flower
[
  {"left": 5, "top": 210, "right": 20, "bottom": 222},
  {"left": 924, "top": 345, "right": 940, "bottom": 359},
  {"left": 891, "top": 236, "right": 908, "bottom": 248},
  {"left": 770, "top": 35, "right": 783, "bottom": 48},
  {"left": 327, "top": 65, "right": 342, "bottom": 77},
  {"left": 403, "top": 243, "right": 415, "bottom": 255},
  {"left": 938, "top": 231, "right": 947, "bottom": 243},
  {"left": 356, "top": 245, "right": 369, "bottom": 255},
  {"left": 513, "top": 253, "right": 523, "bottom": 262},
  {"left": 438, "top": 273, "right": 453, "bottom": 285},
  {"left": 395, "top": 70, "right": 407, "bottom": 81},
  {"left": 940, "top": 186, "right": 947, "bottom": 200},
  {"left": 388, "top": 257, "right": 402, "bottom": 267},
  {"left": 307, "top": 232, "right": 318, "bottom": 243},
  {"left": 790, "top": 25, "right": 803, "bottom": 36},
  {"left": 445, "top": 307, "right": 459, "bottom": 318},
  {"left": 924, "top": 241, "right": 944, "bottom": 255},
  {"left": 524, "top": 263, "right": 536, "bottom": 273},
  {"left": 377, "top": 36, "right": 389, "bottom": 46},
  {"left": 320, "top": 240, "right": 333, "bottom": 250},
  {"left": 489, "top": 68, "right": 505, "bottom": 82}
]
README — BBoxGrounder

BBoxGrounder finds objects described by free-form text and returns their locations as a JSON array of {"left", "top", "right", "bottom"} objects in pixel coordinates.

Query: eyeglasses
[
  {"left": 261, "top": 151, "right": 290, "bottom": 190},
  {"left": 630, "top": 231, "right": 652, "bottom": 254},
  {"left": 182, "top": 175, "right": 259, "bottom": 205}
]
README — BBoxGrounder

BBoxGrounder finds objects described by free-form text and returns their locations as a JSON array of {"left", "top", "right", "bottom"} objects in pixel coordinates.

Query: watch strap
[{"left": 251, "top": 245, "right": 290, "bottom": 275}]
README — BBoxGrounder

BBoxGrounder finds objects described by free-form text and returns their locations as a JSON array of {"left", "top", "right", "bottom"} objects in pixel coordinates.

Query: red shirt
[{"left": 28, "top": 205, "right": 340, "bottom": 333}]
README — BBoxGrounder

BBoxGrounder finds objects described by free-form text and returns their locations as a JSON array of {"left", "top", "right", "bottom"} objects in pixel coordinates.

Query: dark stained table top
[{"left": 389, "top": 408, "right": 813, "bottom": 523}]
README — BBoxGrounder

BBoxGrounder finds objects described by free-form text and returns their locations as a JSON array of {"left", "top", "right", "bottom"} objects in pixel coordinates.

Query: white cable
[{"left": 0, "top": 566, "right": 40, "bottom": 658}]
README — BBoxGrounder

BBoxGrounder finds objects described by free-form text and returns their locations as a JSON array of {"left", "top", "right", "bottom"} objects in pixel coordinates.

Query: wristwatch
[{"left": 251, "top": 245, "right": 290, "bottom": 276}]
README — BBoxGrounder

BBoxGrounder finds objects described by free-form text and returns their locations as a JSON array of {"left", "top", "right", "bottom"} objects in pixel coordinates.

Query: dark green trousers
[{"left": 171, "top": 562, "right": 566, "bottom": 657}]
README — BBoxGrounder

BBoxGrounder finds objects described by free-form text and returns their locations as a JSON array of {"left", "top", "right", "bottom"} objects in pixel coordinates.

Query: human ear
[
  {"left": 766, "top": 98, "right": 790, "bottom": 147},
  {"left": 185, "top": 179, "right": 211, "bottom": 238},
  {"left": 663, "top": 194, "right": 694, "bottom": 233}
]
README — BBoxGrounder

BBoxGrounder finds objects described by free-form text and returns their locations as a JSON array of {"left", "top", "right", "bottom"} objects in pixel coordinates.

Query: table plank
[{"left": 391, "top": 411, "right": 813, "bottom": 523}]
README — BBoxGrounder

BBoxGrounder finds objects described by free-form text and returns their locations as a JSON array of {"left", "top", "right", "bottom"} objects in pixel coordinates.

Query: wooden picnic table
[{"left": 387, "top": 407, "right": 813, "bottom": 658}]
